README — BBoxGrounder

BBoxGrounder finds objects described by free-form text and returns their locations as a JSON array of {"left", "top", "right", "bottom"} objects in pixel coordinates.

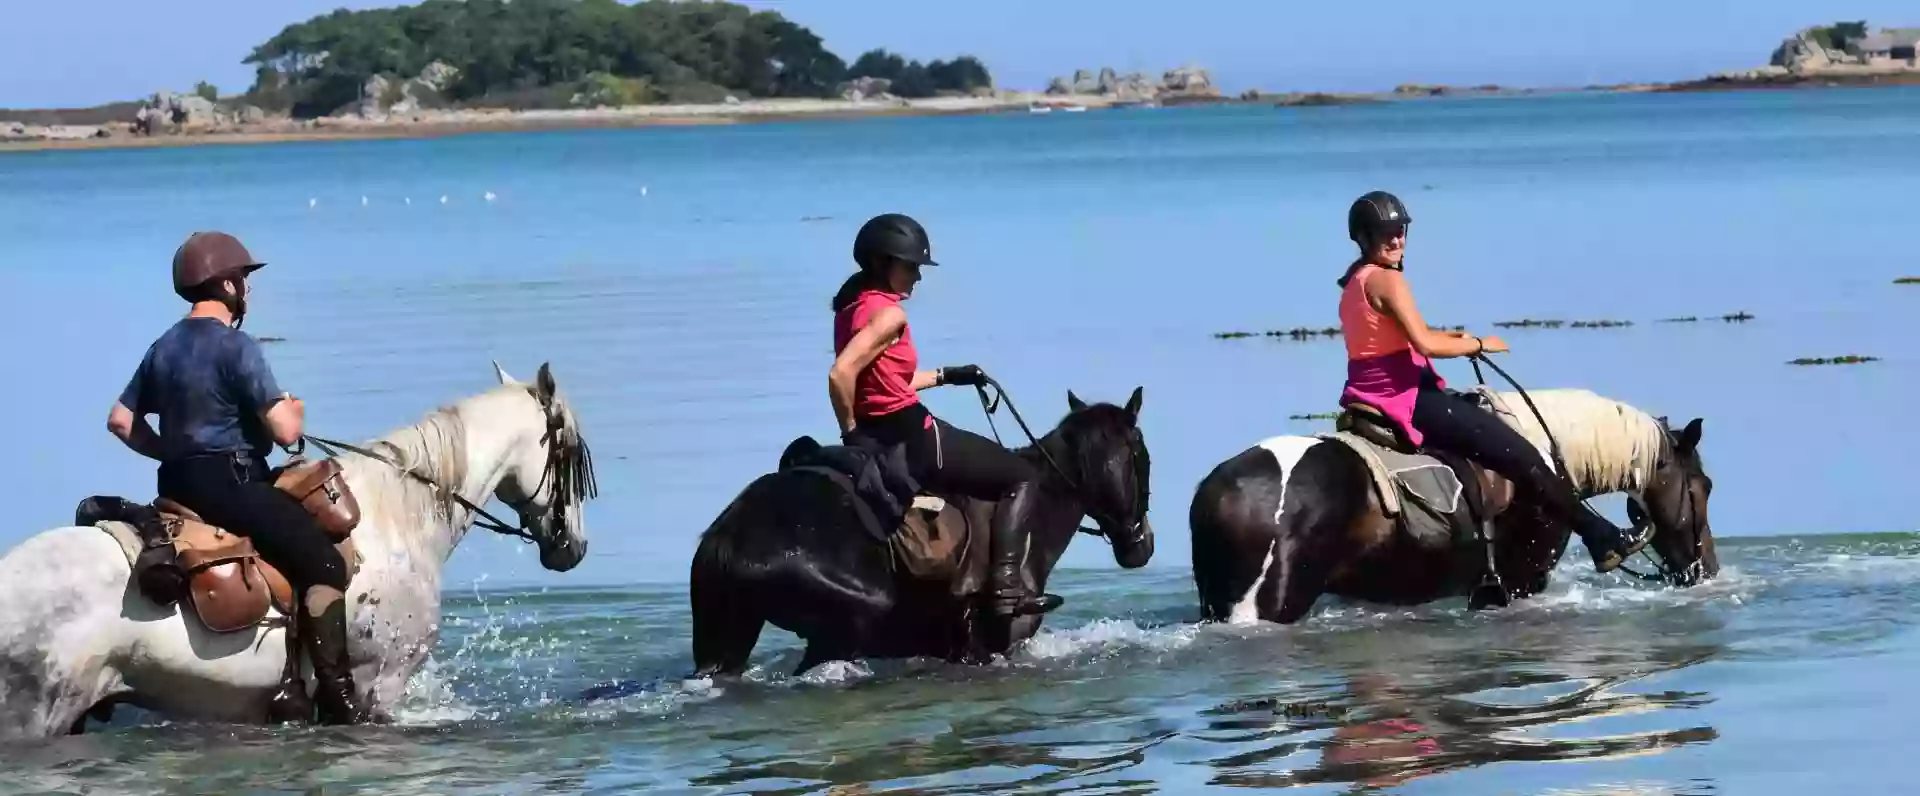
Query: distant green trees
[
  {"left": 242, "top": 0, "right": 994, "bottom": 117},
  {"left": 845, "top": 49, "right": 992, "bottom": 98},
  {"left": 1806, "top": 20, "right": 1870, "bottom": 51}
]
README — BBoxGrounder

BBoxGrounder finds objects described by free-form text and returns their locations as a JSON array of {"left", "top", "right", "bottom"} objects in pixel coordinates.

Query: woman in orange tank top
[{"left": 1337, "top": 191, "right": 1647, "bottom": 573}]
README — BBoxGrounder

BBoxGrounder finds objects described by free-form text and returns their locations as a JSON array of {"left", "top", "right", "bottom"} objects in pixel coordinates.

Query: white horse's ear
[
  {"left": 536, "top": 362, "right": 557, "bottom": 402},
  {"left": 493, "top": 360, "right": 520, "bottom": 385}
]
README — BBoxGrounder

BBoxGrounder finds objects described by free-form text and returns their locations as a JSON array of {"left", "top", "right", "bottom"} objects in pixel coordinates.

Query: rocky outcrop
[
  {"left": 1160, "top": 65, "right": 1216, "bottom": 96},
  {"left": 357, "top": 75, "right": 394, "bottom": 119},
  {"left": 1043, "top": 64, "right": 1204, "bottom": 100},
  {"left": 350, "top": 61, "right": 461, "bottom": 119},
  {"left": 2, "top": 122, "right": 114, "bottom": 141},
  {"left": 132, "top": 92, "right": 266, "bottom": 134},
  {"left": 838, "top": 76, "right": 894, "bottom": 101},
  {"left": 1770, "top": 31, "right": 1838, "bottom": 74}
]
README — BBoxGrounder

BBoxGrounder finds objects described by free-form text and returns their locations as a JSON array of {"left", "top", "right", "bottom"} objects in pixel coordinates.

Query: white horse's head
[{"left": 491, "top": 361, "right": 598, "bottom": 572}]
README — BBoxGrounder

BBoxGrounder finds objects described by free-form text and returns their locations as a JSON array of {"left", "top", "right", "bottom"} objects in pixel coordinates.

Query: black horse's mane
[{"left": 1014, "top": 402, "right": 1140, "bottom": 484}]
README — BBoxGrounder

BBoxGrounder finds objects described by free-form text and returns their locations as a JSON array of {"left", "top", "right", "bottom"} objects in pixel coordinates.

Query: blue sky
[{"left": 1, "top": 1, "right": 1911, "bottom": 107}]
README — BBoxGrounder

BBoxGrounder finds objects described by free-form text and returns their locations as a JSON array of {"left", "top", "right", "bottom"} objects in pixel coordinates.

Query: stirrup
[{"left": 993, "top": 590, "right": 1063, "bottom": 617}]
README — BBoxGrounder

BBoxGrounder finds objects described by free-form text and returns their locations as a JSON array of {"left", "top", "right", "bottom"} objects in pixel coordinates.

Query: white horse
[{"left": 0, "top": 361, "right": 596, "bottom": 740}]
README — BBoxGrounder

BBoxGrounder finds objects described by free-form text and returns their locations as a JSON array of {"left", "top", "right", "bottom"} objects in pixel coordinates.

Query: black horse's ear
[
  {"left": 1124, "top": 386, "right": 1143, "bottom": 421},
  {"left": 1678, "top": 418, "right": 1703, "bottom": 451},
  {"left": 1068, "top": 391, "right": 1089, "bottom": 413}
]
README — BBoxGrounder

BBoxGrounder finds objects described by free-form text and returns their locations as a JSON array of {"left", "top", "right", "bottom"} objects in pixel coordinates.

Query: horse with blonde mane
[
  {"left": 1190, "top": 387, "right": 1717, "bottom": 624},
  {"left": 0, "top": 362, "right": 596, "bottom": 740}
]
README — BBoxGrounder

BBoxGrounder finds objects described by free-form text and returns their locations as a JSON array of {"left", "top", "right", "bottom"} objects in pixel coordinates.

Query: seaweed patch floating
[{"left": 1787, "top": 355, "right": 1878, "bottom": 366}]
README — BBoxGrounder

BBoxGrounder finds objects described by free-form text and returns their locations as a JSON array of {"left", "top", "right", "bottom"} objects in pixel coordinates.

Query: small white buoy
[
  {"left": 404, "top": 197, "right": 412, "bottom": 206},
  {"left": 640, "top": 185, "right": 649, "bottom": 197},
  {"left": 308, "top": 198, "right": 317, "bottom": 209},
  {"left": 483, "top": 191, "right": 496, "bottom": 202},
  {"left": 361, "top": 195, "right": 369, "bottom": 207},
  {"left": 440, "top": 195, "right": 449, "bottom": 205}
]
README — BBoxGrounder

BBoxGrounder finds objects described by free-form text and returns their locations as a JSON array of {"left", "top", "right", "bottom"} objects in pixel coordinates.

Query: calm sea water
[{"left": 1, "top": 88, "right": 1916, "bottom": 792}]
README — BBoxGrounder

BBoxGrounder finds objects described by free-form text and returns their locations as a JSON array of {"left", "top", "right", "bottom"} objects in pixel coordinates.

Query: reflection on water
[{"left": 8, "top": 535, "right": 1920, "bottom": 794}]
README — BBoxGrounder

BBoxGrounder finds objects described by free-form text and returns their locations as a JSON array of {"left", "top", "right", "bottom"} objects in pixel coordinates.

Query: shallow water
[
  {"left": 2, "top": 88, "right": 1917, "bottom": 792},
  {"left": 6, "top": 534, "right": 1917, "bottom": 794}
]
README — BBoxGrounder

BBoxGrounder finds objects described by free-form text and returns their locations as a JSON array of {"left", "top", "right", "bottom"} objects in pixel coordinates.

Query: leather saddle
[
  {"left": 776, "top": 436, "right": 994, "bottom": 597},
  {"left": 80, "top": 458, "right": 363, "bottom": 633}
]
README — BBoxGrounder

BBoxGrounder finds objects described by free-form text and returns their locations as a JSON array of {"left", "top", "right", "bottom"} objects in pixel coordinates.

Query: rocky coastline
[
  {"left": 1660, "top": 22, "right": 1920, "bottom": 92},
  {"left": 7, "top": 21, "right": 1917, "bottom": 153}
]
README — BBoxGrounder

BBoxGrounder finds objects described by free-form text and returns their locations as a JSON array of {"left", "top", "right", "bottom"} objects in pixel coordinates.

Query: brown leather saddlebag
[{"left": 274, "top": 458, "right": 361, "bottom": 542}]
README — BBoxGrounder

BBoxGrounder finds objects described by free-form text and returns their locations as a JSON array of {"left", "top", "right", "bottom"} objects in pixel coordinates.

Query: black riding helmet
[
  {"left": 852, "top": 213, "right": 939, "bottom": 270},
  {"left": 1347, "top": 190, "right": 1411, "bottom": 247}
]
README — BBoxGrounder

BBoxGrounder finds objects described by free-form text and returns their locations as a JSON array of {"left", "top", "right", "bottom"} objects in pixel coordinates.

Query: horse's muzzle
[
  {"left": 1113, "top": 518, "right": 1154, "bottom": 569},
  {"left": 541, "top": 538, "right": 587, "bottom": 572}
]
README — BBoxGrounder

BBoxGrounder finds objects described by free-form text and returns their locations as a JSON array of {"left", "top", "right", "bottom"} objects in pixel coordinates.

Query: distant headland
[
  {"left": 1662, "top": 21, "right": 1920, "bottom": 91},
  {"left": 4, "top": 8, "right": 1917, "bottom": 152}
]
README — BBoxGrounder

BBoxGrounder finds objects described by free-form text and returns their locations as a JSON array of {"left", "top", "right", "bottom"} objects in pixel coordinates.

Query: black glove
[{"left": 938, "top": 364, "right": 987, "bottom": 387}]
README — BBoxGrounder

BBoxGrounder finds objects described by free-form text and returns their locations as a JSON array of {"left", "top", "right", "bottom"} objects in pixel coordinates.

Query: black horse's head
[
  {"left": 1057, "top": 386, "right": 1155, "bottom": 569},
  {"left": 1628, "top": 417, "right": 1718, "bottom": 586}
]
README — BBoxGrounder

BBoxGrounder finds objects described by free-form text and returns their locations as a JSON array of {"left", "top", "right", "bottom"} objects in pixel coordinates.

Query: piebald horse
[
  {"left": 0, "top": 362, "right": 597, "bottom": 740},
  {"left": 1191, "top": 388, "right": 1718, "bottom": 624}
]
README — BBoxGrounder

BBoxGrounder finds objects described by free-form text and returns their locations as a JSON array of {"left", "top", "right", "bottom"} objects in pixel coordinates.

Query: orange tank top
[{"left": 1339, "top": 265, "right": 1412, "bottom": 360}]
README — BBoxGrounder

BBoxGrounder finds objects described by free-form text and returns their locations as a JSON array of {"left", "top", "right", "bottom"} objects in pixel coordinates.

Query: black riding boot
[
  {"left": 303, "top": 591, "right": 370, "bottom": 725},
  {"left": 1572, "top": 504, "right": 1651, "bottom": 573},
  {"left": 988, "top": 483, "right": 1063, "bottom": 617}
]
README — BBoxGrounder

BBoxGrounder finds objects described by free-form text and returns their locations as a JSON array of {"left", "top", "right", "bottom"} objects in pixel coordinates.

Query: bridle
[
  {"left": 1468, "top": 353, "right": 1703, "bottom": 585},
  {"left": 1619, "top": 449, "right": 1707, "bottom": 585},
  {"left": 973, "top": 378, "right": 1151, "bottom": 549},
  {"left": 298, "top": 389, "right": 597, "bottom": 551}
]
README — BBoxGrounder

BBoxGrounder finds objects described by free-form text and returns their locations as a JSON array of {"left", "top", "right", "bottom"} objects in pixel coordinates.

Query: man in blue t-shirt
[{"left": 107, "top": 231, "right": 366, "bottom": 725}]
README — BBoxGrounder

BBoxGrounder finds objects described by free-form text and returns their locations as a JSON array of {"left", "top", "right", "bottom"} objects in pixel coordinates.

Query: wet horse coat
[
  {"left": 1191, "top": 388, "right": 1718, "bottom": 624},
  {"left": 0, "top": 362, "right": 596, "bottom": 740}
]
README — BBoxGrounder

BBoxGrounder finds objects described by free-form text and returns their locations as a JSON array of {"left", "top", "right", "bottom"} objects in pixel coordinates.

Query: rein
[
  {"left": 300, "top": 434, "right": 541, "bottom": 544},
  {"left": 1467, "top": 353, "right": 1673, "bottom": 583},
  {"left": 971, "top": 377, "right": 1145, "bottom": 546}
]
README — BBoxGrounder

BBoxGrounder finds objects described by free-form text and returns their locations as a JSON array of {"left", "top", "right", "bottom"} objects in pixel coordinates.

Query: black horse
[
  {"left": 690, "top": 388, "right": 1154, "bottom": 676},
  {"left": 1191, "top": 388, "right": 1718, "bottom": 625}
]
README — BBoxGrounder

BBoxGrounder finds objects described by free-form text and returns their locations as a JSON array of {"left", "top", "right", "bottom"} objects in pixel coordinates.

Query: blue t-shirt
[{"left": 118, "top": 317, "right": 285, "bottom": 463}]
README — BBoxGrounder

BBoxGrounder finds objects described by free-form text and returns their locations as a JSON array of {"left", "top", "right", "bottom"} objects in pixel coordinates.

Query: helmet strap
[{"left": 220, "top": 277, "right": 247, "bottom": 329}]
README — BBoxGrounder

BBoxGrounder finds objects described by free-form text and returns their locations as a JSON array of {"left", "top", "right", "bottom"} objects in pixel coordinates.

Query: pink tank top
[
  {"left": 834, "top": 289, "right": 922, "bottom": 420},
  {"left": 1338, "top": 265, "right": 1443, "bottom": 446}
]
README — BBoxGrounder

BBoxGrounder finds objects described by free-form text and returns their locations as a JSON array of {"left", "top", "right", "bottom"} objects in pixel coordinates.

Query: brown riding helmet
[{"left": 171, "top": 231, "right": 266, "bottom": 300}]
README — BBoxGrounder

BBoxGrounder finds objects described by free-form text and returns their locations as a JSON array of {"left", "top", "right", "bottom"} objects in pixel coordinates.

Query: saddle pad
[
  {"left": 1318, "top": 432, "right": 1463, "bottom": 517},
  {"left": 1319, "top": 433, "right": 1473, "bottom": 551},
  {"left": 96, "top": 521, "right": 142, "bottom": 565}
]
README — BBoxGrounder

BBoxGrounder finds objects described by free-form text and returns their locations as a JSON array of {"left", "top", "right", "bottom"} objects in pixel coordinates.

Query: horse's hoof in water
[{"left": 265, "top": 687, "right": 314, "bottom": 725}]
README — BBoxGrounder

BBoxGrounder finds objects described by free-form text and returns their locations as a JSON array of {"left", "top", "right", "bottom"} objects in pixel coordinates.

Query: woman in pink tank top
[
  {"left": 1336, "top": 191, "right": 1647, "bottom": 573},
  {"left": 827, "top": 213, "right": 1063, "bottom": 617}
]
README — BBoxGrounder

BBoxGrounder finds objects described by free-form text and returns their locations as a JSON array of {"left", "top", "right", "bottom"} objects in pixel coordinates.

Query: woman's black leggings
[
  {"left": 862, "top": 404, "right": 1035, "bottom": 500},
  {"left": 158, "top": 455, "right": 348, "bottom": 591},
  {"left": 1410, "top": 383, "right": 1609, "bottom": 534}
]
